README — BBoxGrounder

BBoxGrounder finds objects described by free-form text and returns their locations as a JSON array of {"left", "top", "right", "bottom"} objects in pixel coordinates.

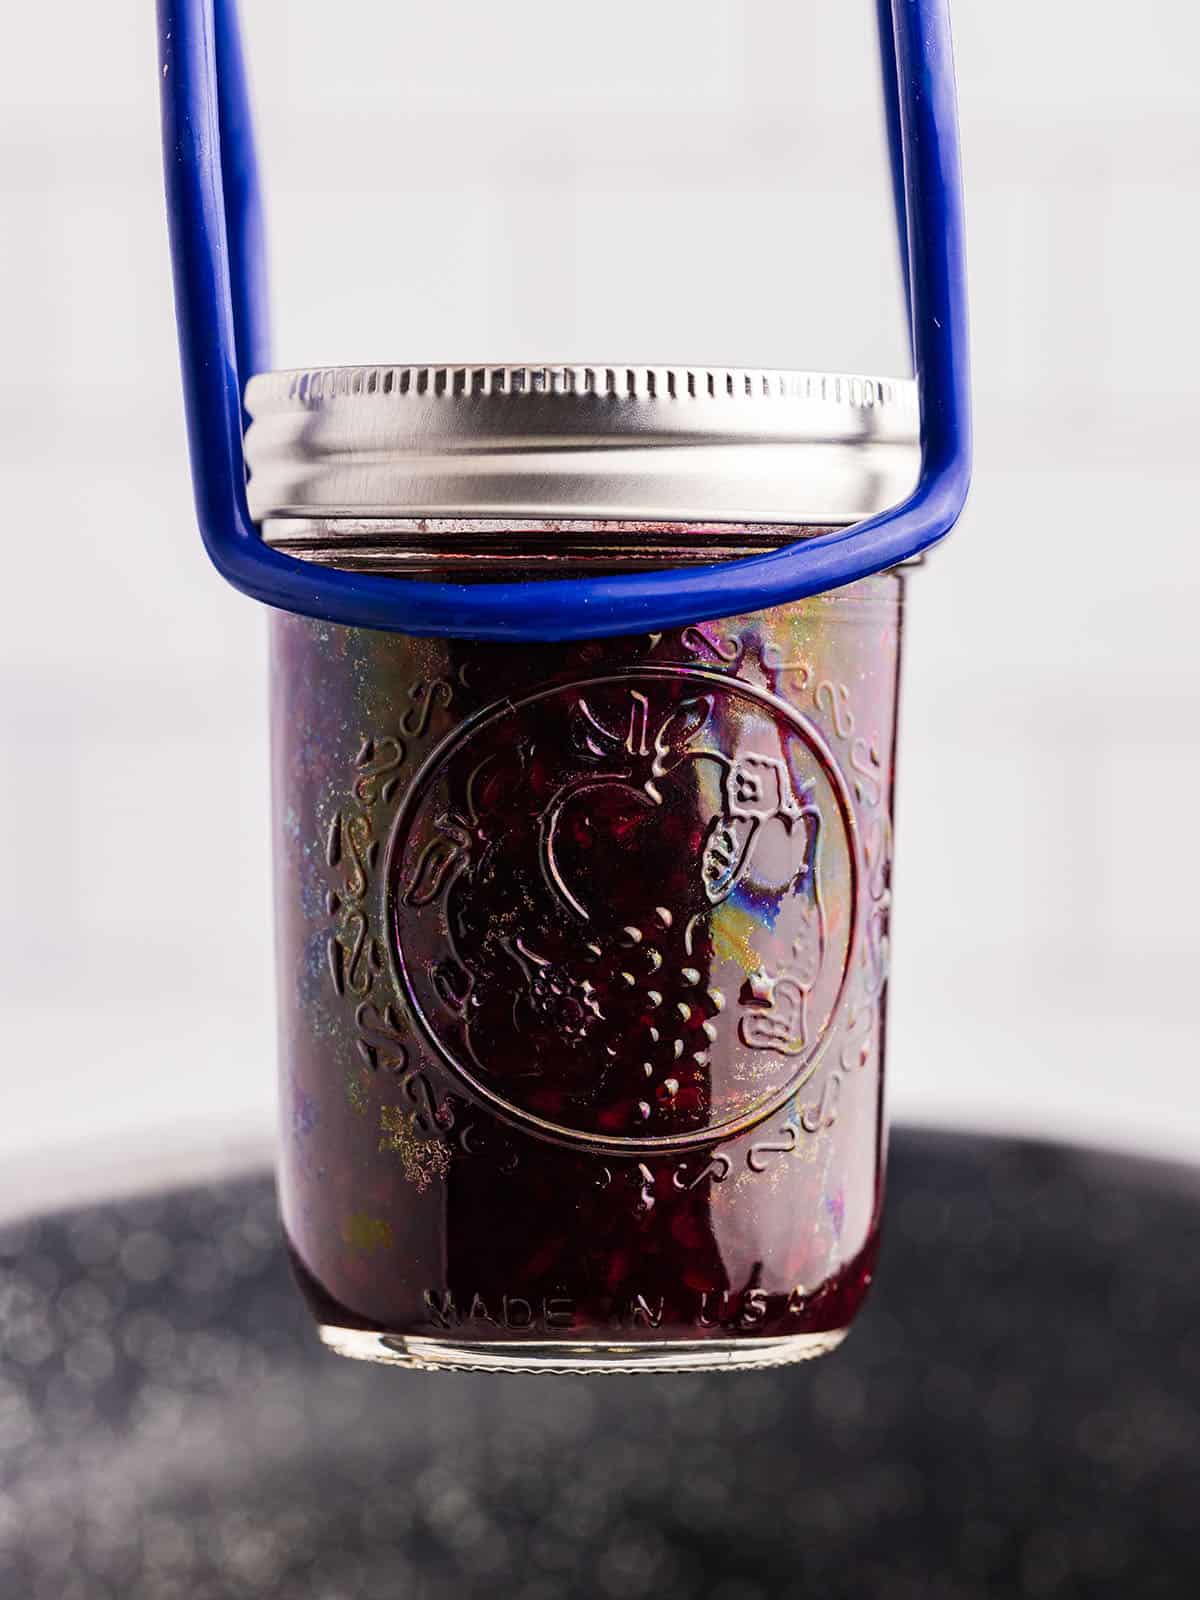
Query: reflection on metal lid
[{"left": 244, "top": 365, "right": 920, "bottom": 532}]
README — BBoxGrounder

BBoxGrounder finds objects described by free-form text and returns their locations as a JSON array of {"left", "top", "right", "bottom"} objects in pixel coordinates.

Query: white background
[{"left": 1, "top": 1, "right": 1197, "bottom": 1211}]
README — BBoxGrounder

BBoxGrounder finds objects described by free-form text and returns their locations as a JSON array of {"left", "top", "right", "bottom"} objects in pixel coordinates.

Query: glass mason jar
[{"left": 247, "top": 365, "right": 917, "bottom": 1373}]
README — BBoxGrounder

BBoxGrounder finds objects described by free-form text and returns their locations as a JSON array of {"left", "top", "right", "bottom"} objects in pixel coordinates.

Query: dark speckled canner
[{"left": 249, "top": 365, "right": 917, "bottom": 1372}]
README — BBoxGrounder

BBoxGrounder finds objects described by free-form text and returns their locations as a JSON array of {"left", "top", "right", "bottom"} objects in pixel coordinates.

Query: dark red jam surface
[{"left": 271, "top": 580, "right": 901, "bottom": 1352}]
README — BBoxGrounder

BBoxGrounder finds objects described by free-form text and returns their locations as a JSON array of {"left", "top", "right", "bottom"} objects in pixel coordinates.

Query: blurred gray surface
[
  {"left": 2, "top": 1130, "right": 1198, "bottom": 1597},
  {"left": 0, "top": 2, "right": 1198, "bottom": 1195}
]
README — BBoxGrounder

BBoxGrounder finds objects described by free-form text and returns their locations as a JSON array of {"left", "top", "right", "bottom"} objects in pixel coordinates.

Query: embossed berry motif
[{"left": 388, "top": 668, "right": 857, "bottom": 1149}]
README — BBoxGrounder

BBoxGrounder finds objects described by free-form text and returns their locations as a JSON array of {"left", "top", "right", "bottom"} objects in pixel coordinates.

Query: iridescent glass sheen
[{"left": 272, "top": 572, "right": 902, "bottom": 1371}]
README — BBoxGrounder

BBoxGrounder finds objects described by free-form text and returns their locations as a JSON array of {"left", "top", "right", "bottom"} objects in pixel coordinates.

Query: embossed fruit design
[{"left": 390, "top": 671, "right": 853, "bottom": 1144}]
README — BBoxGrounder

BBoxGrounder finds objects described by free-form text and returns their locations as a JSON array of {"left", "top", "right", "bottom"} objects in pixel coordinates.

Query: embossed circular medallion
[{"left": 387, "top": 668, "right": 858, "bottom": 1151}]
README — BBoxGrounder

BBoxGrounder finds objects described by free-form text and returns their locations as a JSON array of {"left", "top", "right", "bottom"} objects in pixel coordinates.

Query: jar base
[{"left": 316, "top": 1327, "right": 847, "bottom": 1374}]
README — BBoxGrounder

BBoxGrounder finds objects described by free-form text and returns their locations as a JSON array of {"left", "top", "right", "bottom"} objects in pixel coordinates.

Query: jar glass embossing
[{"left": 250, "top": 366, "right": 915, "bottom": 1371}]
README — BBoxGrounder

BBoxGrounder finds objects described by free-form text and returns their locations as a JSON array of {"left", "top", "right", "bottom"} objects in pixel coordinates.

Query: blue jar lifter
[
  {"left": 157, "top": 0, "right": 973, "bottom": 1373},
  {"left": 157, "top": 0, "right": 969, "bottom": 641}
]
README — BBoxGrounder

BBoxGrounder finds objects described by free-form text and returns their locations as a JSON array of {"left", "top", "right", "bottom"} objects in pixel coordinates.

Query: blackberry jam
[{"left": 271, "top": 572, "right": 902, "bottom": 1371}]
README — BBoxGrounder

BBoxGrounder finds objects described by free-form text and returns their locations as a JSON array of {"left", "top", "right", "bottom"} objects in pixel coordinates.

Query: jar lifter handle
[{"left": 158, "top": 0, "right": 970, "bottom": 642}]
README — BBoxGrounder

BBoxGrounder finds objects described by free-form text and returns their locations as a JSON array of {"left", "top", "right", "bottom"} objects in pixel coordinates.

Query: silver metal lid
[{"left": 243, "top": 365, "right": 919, "bottom": 531}]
